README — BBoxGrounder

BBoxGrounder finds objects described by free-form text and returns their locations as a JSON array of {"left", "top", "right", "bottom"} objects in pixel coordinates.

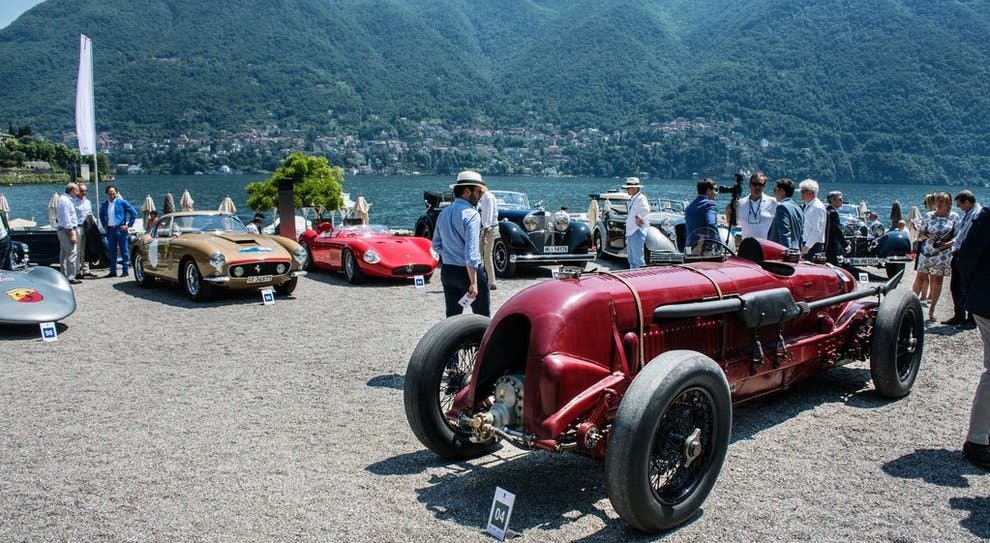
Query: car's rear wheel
[
  {"left": 594, "top": 230, "right": 606, "bottom": 259},
  {"left": 343, "top": 249, "right": 364, "bottom": 284},
  {"left": 274, "top": 278, "right": 297, "bottom": 296},
  {"left": 300, "top": 241, "right": 313, "bottom": 272},
  {"left": 870, "top": 288, "right": 924, "bottom": 398},
  {"left": 181, "top": 258, "right": 213, "bottom": 302},
  {"left": 404, "top": 314, "right": 501, "bottom": 460},
  {"left": 492, "top": 237, "right": 516, "bottom": 278},
  {"left": 606, "top": 350, "right": 731, "bottom": 533},
  {"left": 885, "top": 262, "right": 906, "bottom": 280},
  {"left": 132, "top": 253, "right": 155, "bottom": 288}
]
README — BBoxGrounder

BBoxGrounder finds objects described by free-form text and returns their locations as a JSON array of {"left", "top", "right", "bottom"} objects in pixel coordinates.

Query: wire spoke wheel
[
  {"left": 649, "top": 388, "right": 715, "bottom": 504},
  {"left": 438, "top": 342, "right": 477, "bottom": 431}
]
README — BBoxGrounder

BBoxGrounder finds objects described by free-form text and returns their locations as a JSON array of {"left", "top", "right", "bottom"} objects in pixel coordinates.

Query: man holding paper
[{"left": 432, "top": 170, "right": 490, "bottom": 317}]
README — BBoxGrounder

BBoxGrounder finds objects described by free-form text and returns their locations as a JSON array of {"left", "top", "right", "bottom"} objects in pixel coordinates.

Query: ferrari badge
[{"left": 6, "top": 288, "right": 44, "bottom": 303}]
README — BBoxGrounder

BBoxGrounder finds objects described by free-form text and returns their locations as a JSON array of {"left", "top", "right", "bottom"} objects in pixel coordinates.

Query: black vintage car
[
  {"left": 10, "top": 226, "right": 109, "bottom": 268},
  {"left": 841, "top": 229, "right": 913, "bottom": 278},
  {"left": 414, "top": 190, "right": 593, "bottom": 277}
]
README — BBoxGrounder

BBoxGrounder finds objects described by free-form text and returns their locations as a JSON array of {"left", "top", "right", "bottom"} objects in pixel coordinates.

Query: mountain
[{"left": 0, "top": 0, "right": 987, "bottom": 183}]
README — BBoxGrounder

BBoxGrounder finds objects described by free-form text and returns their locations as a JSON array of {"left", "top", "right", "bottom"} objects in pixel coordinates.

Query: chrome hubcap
[{"left": 186, "top": 263, "right": 199, "bottom": 295}]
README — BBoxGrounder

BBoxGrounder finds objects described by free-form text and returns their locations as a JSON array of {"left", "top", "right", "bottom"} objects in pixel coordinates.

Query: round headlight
[
  {"left": 870, "top": 223, "right": 886, "bottom": 238},
  {"left": 209, "top": 251, "right": 226, "bottom": 269},
  {"left": 523, "top": 213, "right": 539, "bottom": 232},
  {"left": 232, "top": 266, "right": 244, "bottom": 277},
  {"left": 553, "top": 211, "right": 570, "bottom": 232},
  {"left": 429, "top": 247, "right": 440, "bottom": 261},
  {"left": 292, "top": 246, "right": 307, "bottom": 264},
  {"left": 659, "top": 218, "right": 676, "bottom": 239},
  {"left": 363, "top": 249, "right": 380, "bottom": 264},
  {"left": 276, "top": 263, "right": 287, "bottom": 274}
]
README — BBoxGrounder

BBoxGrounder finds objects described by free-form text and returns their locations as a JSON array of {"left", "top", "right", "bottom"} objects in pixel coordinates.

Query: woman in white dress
[{"left": 911, "top": 192, "right": 958, "bottom": 321}]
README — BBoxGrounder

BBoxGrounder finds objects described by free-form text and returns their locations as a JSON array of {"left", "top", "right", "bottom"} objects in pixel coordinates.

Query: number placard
[
  {"left": 486, "top": 487, "right": 515, "bottom": 541},
  {"left": 414, "top": 275, "right": 425, "bottom": 288},
  {"left": 261, "top": 287, "right": 275, "bottom": 305},
  {"left": 39, "top": 322, "right": 57, "bottom": 342}
]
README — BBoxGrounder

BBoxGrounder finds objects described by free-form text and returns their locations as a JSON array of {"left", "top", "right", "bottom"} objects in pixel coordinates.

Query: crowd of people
[{"left": 50, "top": 181, "right": 138, "bottom": 282}]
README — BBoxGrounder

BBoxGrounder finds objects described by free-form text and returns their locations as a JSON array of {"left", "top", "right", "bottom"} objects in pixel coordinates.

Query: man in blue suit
[
  {"left": 98, "top": 185, "right": 138, "bottom": 277},
  {"left": 684, "top": 178, "right": 718, "bottom": 254},
  {"left": 959, "top": 205, "right": 990, "bottom": 469},
  {"left": 767, "top": 178, "right": 804, "bottom": 250}
]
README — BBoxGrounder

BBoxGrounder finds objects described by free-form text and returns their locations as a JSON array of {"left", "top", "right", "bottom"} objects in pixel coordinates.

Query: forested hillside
[{"left": 0, "top": 0, "right": 987, "bottom": 183}]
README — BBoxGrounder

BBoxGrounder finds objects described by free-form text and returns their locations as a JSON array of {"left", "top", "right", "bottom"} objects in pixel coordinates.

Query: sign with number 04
[{"left": 486, "top": 487, "right": 515, "bottom": 541}]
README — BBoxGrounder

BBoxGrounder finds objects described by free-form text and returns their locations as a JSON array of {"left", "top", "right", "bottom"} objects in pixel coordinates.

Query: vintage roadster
[
  {"left": 404, "top": 237, "right": 923, "bottom": 532},
  {"left": 298, "top": 223, "right": 438, "bottom": 284},
  {"left": 130, "top": 211, "right": 308, "bottom": 301}
]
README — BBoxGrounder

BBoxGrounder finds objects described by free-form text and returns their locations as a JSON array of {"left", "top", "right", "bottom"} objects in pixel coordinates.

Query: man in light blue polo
[{"left": 432, "top": 170, "right": 490, "bottom": 317}]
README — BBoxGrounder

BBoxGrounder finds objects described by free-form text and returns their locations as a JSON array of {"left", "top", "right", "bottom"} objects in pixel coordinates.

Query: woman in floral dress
[{"left": 912, "top": 192, "right": 959, "bottom": 321}]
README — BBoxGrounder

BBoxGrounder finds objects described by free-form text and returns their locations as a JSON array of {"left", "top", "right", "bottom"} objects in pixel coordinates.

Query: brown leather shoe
[{"left": 963, "top": 441, "right": 990, "bottom": 469}]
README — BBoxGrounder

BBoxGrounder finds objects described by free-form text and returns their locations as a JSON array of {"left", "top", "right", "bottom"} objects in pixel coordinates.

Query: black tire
[
  {"left": 403, "top": 314, "right": 502, "bottom": 460},
  {"left": 885, "top": 262, "right": 906, "bottom": 280},
  {"left": 300, "top": 241, "right": 313, "bottom": 272},
  {"left": 492, "top": 237, "right": 516, "bottom": 278},
  {"left": 181, "top": 257, "right": 213, "bottom": 301},
  {"left": 132, "top": 252, "right": 155, "bottom": 288},
  {"left": 343, "top": 249, "right": 364, "bottom": 284},
  {"left": 594, "top": 230, "right": 606, "bottom": 259},
  {"left": 606, "top": 350, "right": 732, "bottom": 533},
  {"left": 870, "top": 288, "right": 924, "bottom": 398},
  {"left": 274, "top": 277, "right": 297, "bottom": 296}
]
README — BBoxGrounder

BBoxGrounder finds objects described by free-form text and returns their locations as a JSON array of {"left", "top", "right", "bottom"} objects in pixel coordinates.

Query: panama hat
[
  {"left": 450, "top": 170, "right": 487, "bottom": 189},
  {"left": 622, "top": 176, "right": 642, "bottom": 189}
]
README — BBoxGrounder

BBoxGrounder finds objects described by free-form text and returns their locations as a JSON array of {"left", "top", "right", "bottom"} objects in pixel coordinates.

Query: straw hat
[
  {"left": 622, "top": 177, "right": 642, "bottom": 189},
  {"left": 450, "top": 170, "right": 487, "bottom": 189}
]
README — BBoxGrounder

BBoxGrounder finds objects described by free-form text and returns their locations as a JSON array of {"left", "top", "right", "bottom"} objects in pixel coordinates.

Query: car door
[
  {"left": 310, "top": 228, "right": 335, "bottom": 269},
  {"left": 327, "top": 229, "right": 346, "bottom": 269}
]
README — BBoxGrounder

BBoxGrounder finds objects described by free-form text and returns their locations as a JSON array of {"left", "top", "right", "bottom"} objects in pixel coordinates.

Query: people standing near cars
[
  {"left": 0, "top": 206, "right": 11, "bottom": 271},
  {"left": 944, "top": 190, "right": 982, "bottom": 327},
  {"left": 55, "top": 182, "right": 81, "bottom": 284},
  {"left": 477, "top": 183, "right": 500, "bottom": 290},
  {"left": 799, "top": 179, "right": 826, "bottom": 260},
  {"left": 911, "top": 192, "right": 958, "bottom": 322},
  {"left": 99, "top": 184, "right": 138, "bottom": 278},
  {"left": 767, "top": 178, "right": 804, "bottom": 250},
  {"left": 623, "top": 177, "right": 650, "bottom": 268},
  {"left": 732, "top": 172, "right": 777, "bottom": 240},
  {"left": 73, "top": 182, "right": 97, "bottom": 278},
  {"left": 432, "top": 170, "right": 490, "bottom": 317},
  {"left": 685, "top": 178, "right": 718, "bottom": 255},
  {"left": 824, "top": 191, "right": 850, "bottom": 265},
  {"left": 245, "top": 212, "right": 265, "bottom": 234},
  {"left": 957, "top": 203, "right": 990, "bottom": 468}
]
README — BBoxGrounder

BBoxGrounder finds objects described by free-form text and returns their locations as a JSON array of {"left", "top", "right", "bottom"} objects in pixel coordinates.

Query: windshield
[
  {"left": 491, "top": 190, "right": 530, "bottom": 209},
  {"left": 172, "top": 214, "right": 248, "bottom": 234},
  {"left": 340, "top": 224, "right": 390, "bottom": 235}
]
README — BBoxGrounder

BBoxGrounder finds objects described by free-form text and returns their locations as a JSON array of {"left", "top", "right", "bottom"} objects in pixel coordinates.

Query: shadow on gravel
[
  {"left": 925, "top": 323, "right": 966, "bottom": 336},
  {"left": 881, "top": 448, "right": 983, "bottom": 488},
  {"left": 303, "top": 270, "right": 441, "bottom": 291},
  {"left": 367, "top": 373, "right": 404, "bottom": 390},
  {"left": 950, "top": 495, "right": 990, "bottom": 539},
  {"left": 0, "top": 321, "right": 68, "bottom": 341},
  {"left": 111, "top": 280, "right": 295, "bottom": 308}
]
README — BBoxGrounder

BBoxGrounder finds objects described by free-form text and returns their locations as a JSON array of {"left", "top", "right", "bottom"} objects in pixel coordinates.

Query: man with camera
[{"left": 685, "top": 178, "right": 719, "bottom": 255}]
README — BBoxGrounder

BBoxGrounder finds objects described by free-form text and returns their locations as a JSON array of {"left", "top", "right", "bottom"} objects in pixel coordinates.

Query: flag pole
[{"left": 75, "top": 34, "right": 101, "bottom": 224}]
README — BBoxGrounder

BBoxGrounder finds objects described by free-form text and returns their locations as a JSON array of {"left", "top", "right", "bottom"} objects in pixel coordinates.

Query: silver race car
[{"left": 0, "top": 266, "right": 76, "bottom": 325}]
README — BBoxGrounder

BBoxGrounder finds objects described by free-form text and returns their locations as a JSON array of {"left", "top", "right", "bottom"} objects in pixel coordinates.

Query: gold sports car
[{"left": 130, "top": 211, "right": 308, "bottom": 301}]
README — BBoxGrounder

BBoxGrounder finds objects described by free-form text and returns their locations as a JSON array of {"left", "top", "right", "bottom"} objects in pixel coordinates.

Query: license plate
[
  {"left": 847, "top": 257, "right": 879, "bottom": 266},
  {"left": 544, "top": 245, "right": 568, "bottom": 254},
  {"left": 246, "top": 274, "right": 273, "bottom": 283}
]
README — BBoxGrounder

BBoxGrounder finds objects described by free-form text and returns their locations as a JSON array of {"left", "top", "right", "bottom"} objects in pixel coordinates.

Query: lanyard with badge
[{"left": 747, "top": 198, "right": 763, "bottom": 224}]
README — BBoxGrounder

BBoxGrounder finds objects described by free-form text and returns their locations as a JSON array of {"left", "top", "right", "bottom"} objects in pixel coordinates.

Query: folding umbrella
[
  {"left": 353, "top": 195, "right": 370, "bottom": 225},
  {"left": 0, "top": 194, "right": 9, "bottom": 215},
  {"left": 163, "top": 193, "right": 175, "bottom": 215},
  {"left": 141, "top": 194, "right": 156, "bottom": 228},
  {"left": 587, "top": 199, "right": 599, "bottom": 231},
  {"left": 180, "top": 190, "right": 195, "bottom": 211},
  {"left": 218, "top": 195, "right": 237, "bottom": 214},
  {"left": 48, "top": 192, "right": 60, "bottom": 227}
]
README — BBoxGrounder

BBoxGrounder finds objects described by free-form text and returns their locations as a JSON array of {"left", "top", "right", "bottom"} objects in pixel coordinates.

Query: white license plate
[
  {"left": 544, "top": 245, "right": 568, "bottom": 254},
  {"left": 847, "top": 257, "right": 880, "bottom": 266},
  {"left": 246, "top": 274, "right": 273, "bottom": 283}
]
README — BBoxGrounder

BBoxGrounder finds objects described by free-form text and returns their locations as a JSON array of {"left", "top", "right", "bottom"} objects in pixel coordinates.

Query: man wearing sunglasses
[{"left": 730, "top": 172, "right": 777, "bottom": 241}]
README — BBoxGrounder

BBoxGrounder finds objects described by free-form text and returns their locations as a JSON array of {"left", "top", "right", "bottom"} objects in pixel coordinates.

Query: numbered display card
[
  {"left": 261, "top": 287, "right": 275, "bottom": 306},
  {"left": 486, "top": 487, "right": 516, "bottom": 541}
]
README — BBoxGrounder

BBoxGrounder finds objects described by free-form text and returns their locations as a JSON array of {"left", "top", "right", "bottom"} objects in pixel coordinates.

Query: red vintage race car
[
  {"left": 298, "top": 223, "right": 438, "bottom": 284},
  {"left": 403, "top": 237, "right": 924, "bottom": 532}
]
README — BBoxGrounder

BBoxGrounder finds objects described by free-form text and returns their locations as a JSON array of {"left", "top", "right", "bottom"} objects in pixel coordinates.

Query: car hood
[
  {"left": 0, "top": 266, "right": 76, "bottom": 324},
  {"left": 180, "top": 233, "right": 292, "bottom": 257}
]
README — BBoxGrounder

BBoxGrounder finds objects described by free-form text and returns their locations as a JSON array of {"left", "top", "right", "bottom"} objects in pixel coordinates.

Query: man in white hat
[
  {"left": 624, "top": 177, "right": 650, "bottom": 269},
  {"left": 432, "top": 170, "right": 490, "bottom": 317}
]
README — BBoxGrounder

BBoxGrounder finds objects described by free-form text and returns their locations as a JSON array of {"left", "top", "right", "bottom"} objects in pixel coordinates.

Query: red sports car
[{"left": 298, "top": 223, "right": 438, "bottom": 284}]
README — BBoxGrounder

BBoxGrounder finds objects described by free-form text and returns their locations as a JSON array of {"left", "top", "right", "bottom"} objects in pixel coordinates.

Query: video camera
[{"left": 716, "top": 172, "right": 744, "bottom": 199}]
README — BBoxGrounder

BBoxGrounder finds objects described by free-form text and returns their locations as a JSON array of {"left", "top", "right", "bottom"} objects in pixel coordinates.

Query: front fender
[
  {"left": 563, "top": 220, "right": 593, "bottom": 252},
  {"left": 644, "top": 226, "right": 677, "bottom": 253},
  {"left": 499, "top": 220, "right": 532, "bottom": 249}
]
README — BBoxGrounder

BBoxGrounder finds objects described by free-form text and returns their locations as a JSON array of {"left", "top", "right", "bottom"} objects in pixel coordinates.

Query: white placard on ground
[
  {"left": 40, "top": 322, "right": 57, "bottom": 342},
  {"left": 858, "top": 272, "right": 869, "bottom": 282},
  {"left": 458, "top": 292, "right": 476, "bottom": 307},
  {"left": 485, "top": 487, "right": 515, "bottom": 541},
  {"left": 414, "top": 275, "right": 425, "bottom": 288},
  {"left": 261, "top": 287, "right": 275, "bottom": 305}
]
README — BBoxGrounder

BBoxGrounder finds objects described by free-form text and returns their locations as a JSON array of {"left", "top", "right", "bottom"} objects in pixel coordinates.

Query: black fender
[
  {"left": 562, "top": 220, "right": 593, "bottom": 252},
  {"left": 498, "top": 220, "right": 536, "bottom": 251},
  {"left": 875, "top": 231, "right": 912, "bottom": 257}
]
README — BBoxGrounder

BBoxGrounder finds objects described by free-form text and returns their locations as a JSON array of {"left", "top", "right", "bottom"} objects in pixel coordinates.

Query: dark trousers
[
  {"left": 0, "top": 234, "right": 10, "bottom": 270},
  {"left": 106, "top": 225, "right": 130, "bottom": 274},
  {"left": 804, "top": 242, "right": 825, "bottom": 262},
  {"left": 949, "top": 251, "right": 968, "bottom": 319},
  {"left": 440, "top": 264, "right": 490, "bottom": 317}
]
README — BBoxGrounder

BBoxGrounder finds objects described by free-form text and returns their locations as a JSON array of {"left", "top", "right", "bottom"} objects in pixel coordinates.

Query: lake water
[{"left": 1, "top": 174, "right": 982, "bottom": 229}]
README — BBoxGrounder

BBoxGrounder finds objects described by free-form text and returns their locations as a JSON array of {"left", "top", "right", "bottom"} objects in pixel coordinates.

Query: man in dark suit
[
  {"left": 0, "top": 208, "right": 10, "bottom": 270},
  {"left": 684, "top": 178, "right": 718, "bottom": 255},
  {"left": 824, "top": 191, "right": 849, "bottom": 265},
  {"left": 958, "top": 205, "right": 990, "bottom": 468},
  {"left": 98, "top": 184, "right": 138, "bottom": 277},
  {"left": 767, "top": 178, "right": 804, "bottom": 250}
]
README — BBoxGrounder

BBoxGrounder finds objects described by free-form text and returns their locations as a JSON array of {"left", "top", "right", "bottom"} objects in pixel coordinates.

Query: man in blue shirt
[
  {"left": 684, "top": 178, "right": 718, "bottom": 254},
  {"left": 99, "top": 185, "right": 138, "bottom": 277},
  {"left": 432, "top": 170, "right": 490, "bottom": 317}
]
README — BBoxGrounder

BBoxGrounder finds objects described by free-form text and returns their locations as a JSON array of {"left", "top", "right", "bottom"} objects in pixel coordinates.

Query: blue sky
[{"left": 0, "top": 0, "right": 44, "bottom": 29}]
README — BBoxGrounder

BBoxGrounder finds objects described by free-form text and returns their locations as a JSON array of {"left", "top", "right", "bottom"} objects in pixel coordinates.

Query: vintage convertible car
[
  {"left": 842, "top": 229, "right": 913, "bottom": 278},
  {"left": 298, "top": 223, "right": 438, "bottom": 284},
  {"left": 415, "top": 190, "right": 593, "bottom": 277},
  {"left": 0, "top": 265, "right": 76, "bottom": 325},
  {"left": 130, "top": 211, "right": 308, "bottom": 301},
  {"left": 404, "top": 237, "right": 923, "bottom": 532}
]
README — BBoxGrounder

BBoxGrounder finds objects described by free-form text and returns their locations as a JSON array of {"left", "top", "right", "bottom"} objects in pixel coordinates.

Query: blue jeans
[
  {"left": 626, "top": 230, "right": 646, "bottom": 269},
  {"left": 106, "top": 226, "right": 129, "bottom": 274}
]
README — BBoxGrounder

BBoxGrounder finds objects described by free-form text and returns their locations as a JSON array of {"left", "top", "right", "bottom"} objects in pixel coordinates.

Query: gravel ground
[{"left": 1, "top": 262, "right": 988, "bottom": 542}]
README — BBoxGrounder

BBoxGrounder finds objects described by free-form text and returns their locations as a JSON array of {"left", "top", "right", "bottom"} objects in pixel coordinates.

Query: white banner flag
[{"left": 75, "top": 34, "right": 96, "bottom": 156}]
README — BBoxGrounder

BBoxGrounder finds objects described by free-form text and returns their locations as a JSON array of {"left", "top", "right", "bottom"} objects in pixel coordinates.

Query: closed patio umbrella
[
  {"left": 48, "top": 192, "right": 60, "bottom": 227},
  {"left": 353, "top": 194, "right": 370, "bottom": 225},
  {"left": 218, "top": 195, "right": 237, "bottom": 214},
  {"left": 0, "top": 194, "right": 8, "bottom": 215},
  {"left": 587, "top": 198, "right": 599, "bottom": 231},
  {"left": 163, "top": 193, "right": 175, "bottom": 215},
  {"left": 180, "top": 189, "right": 195, "bottom": 211},
  {"left": 141, "top": 194, "right": 156, "bottom": 228}
]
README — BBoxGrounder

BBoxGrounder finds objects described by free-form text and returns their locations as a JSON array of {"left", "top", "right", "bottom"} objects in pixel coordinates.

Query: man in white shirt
[
  {"left": 245, "top": 213, "right": 264, "bottom": 234},
  {"left": 55, "top": 182, "right": 82, "bottom": 284},
  {"left": 73, "top": 183, "right": 95, "bottom": 278},
  {"left": 624, "top": 177, "right": 650, "bottom": 269},
  {"left": 477, "top": 185, "right": 500, "bottom": 290},
  {"left": 799, "top": 179, "right": 826, "bottom": 260},
  {"left": 732, "top": 172, "right": 777, "bottom": 240}
]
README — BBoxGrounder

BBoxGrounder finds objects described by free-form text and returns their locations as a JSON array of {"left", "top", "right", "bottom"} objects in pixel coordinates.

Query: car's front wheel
[
  {"left": 181, "top": 258, "right": 213, "bottom": 302},
  {"left": 342, "top": 249, "right": 364, "bottom": 284},
  {"left": 606, "top": 350, "right": 732, "bottom": 533},
  {"left": 492, "top": 237, "right": 516, "bottom": 278},
  {"left": 403, "top": 314, "right": 501, "bottom": 460},
  {"left": 132, "top": 253, "right": 155, "bottom": 288},
  {"left": 274, "top": 278, "right": 297, "bottom": 296},
  {"left": 300, "top": 241, "right": 313, "bottom": 272},
  {"left": 594, "top": 230, "right": 606, "bottom": 259},
  {"left": 870, "top": 288, "right": 924, "bottom": 398}
]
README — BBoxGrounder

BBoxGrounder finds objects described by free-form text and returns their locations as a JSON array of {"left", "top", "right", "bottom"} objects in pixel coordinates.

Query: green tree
[{"left": 246, "top": 152, "right": 344, "bottom": 217}]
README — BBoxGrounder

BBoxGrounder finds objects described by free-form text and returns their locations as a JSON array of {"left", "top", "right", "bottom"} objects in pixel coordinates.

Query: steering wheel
[{"left": 686, "top": 226, "right": 737, "bottom": 257}]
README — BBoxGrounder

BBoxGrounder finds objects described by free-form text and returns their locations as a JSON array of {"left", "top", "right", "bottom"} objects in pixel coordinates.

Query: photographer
[{"left": 685, "top": 178, "right": 719, "bottom": 255}]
